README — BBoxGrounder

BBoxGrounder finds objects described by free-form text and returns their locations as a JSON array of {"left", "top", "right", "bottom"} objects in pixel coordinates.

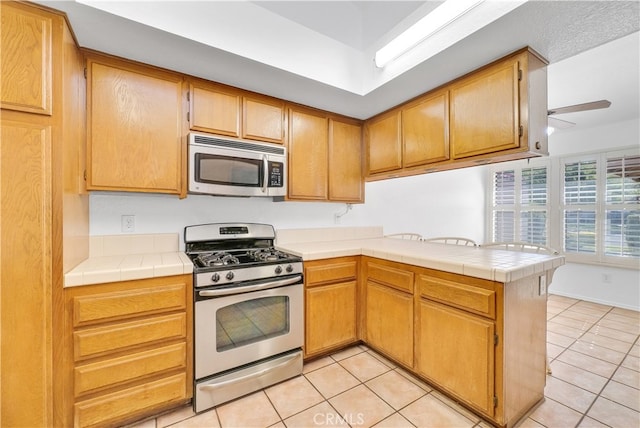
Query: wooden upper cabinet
[
  {"left": 287, "top": 106, "right": 328, "bottom": 200},
  {"left": 189, "top": 82, "right": 286, "bottom": 144},
  {"left": 329, "top": 118, "right": 363, "bottom": 202},
  {"left": 189, "top": 81, "right": 240, "bottom": 137},
  {"left": 402, "top": 90, "right": 449, "bottom": 167},
  {"left": 1, "top": 2, "right": 53, "bottom": 115},
  {"left": 86, "top": 55, "right": 184, "bottom": 196},
  {"left": 450, "top": 57, "right": 521, "bottom": 159},
  {"left": 243, "top": 95, "right": 285, "bottom": 144},
  {"left": 365, "top": 48, "right": 547, "bottom": 181},
  {"left": 365, "top": 110, "right": 402, "bottom": 174}
]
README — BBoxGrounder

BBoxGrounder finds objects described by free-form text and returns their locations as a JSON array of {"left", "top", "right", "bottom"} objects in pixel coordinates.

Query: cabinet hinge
[
  {"left": 83, "top": 170, "right": 87, "bottom": 181},
  {"left": 186, "top": 91, "right": 190, "bottom": 102},
  {"left": 518, "top": 125, "right": 523, "bottom": 137},
  {"left": 187, "top": 111, "right": 190, "bottom": 122},
  {"left": 83, "top": 67, "right": 87, "bottom": 79},
  {"left": 518, "top": 69, "right": 522, "bottom": 81},
  {"left": 493, "top": 396, "right": 498, "bottom": 408},
  {"left": 494, "top": 333, "right": 499, "bottom": 346}
]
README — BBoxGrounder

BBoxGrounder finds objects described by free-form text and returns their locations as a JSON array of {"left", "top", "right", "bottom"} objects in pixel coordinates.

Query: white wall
[
  {"left": 550, "top": 263, "right": 639, "bottom": 311},
  {"left": 90, "top": 165, "right": 486, "bottom": 248}
]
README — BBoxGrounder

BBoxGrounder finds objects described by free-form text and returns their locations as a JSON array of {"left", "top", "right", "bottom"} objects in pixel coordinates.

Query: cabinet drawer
[
  {"left": 418, "top": 275, "right": 495, "bottom": 319},
  {"left": 305, "top": 260, "right": 357, "bottom": 286},
  {"left": 74, "top": 373, "right": 187, "bottom": 428},
  {"left": 366, "top": 262, "right": 414, "bottom": 293},
  {"left": 73, "top": 283, "right": 186, "bottom": 327},
  {"left": 74, "top": 342, "right": 187, "bottom": 397},
  {"left": 74, "top": 313, "right": 186, "bottom": 361}
]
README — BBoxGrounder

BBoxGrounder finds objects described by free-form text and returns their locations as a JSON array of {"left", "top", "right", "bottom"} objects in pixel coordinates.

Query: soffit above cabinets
[{"left": 34, "top": 1, "right": 639, "bottom": 128}]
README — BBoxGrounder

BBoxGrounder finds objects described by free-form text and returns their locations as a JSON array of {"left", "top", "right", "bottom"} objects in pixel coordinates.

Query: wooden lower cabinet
[
  {"left": 417, "top": 300, "right": 495, "bottom": 415},
  {"left": 365, "top": 281, "right": 413, "bottom": 367},
  {"left": 304, "top": 257, "right": 358, "bottom": 358},
  {"left": 363, "top": 259, "right": 414, "bottom": 368},
  {"left": 63, "top": 275, "right": 193, "bottom": 428}
]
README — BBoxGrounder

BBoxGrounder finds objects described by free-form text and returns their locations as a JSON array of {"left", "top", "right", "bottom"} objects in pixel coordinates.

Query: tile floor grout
[
  {"left": 130, "top": 294, "right": 639, "bottom": 428},
  {"left": 545, "top": 301, "right": 639, "bottom": 427},
  {"left": 545, "top": 301, "right": 638, "bottom": 426}
]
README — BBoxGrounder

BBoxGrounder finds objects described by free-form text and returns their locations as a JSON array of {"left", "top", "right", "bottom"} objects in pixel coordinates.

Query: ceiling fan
[{"left": 547, "top": 99, "right": 611, "bottom": 129}]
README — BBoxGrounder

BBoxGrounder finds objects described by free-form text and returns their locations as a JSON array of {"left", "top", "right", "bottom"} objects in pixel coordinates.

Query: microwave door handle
[{"left": 262, "top": 155, "right": 268, "bottom": 194}]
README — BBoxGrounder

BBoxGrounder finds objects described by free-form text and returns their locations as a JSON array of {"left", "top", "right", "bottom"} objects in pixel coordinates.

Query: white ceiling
[{"left": 38, "top": 1, "right": 640, "bottom": 131}]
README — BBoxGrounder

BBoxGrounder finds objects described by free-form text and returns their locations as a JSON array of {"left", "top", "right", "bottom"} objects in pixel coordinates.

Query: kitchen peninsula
[{"left": 276, "top": 227, "right": 565, "bottom": 428}]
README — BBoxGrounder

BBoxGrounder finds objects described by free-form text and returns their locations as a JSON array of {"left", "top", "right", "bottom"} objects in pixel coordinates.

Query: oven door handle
[
  {"left": 198, "top": 275, "right": 302, "bottom": 298},
  {"left": 199, "top": 351, "right": 301, "bottom": 392}
]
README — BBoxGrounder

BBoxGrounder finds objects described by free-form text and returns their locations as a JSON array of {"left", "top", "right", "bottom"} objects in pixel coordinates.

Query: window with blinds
[
  {"left": 563, "top": 160, "right": 597, "bottom": 254},
  {"left": 491, "top": 165, "right": 549, "bottom": 245},
  {"left": 559, "top": 150, "right": 640, "bottom": 264},
  {"left": 605, "top": 154, "right": 640, "bottom": 257},
  {"left": 488, "top": 148, "right": 638, "bottom": 266}
]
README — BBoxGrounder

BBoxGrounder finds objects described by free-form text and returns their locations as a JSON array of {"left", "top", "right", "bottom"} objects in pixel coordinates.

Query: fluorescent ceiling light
[{"left": 375, "top": 0, "right": 485, "bottom": 68}]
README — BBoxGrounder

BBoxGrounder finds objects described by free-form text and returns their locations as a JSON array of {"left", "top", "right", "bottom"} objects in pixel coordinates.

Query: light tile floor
[{"left": 130, "top": 294, "right": 639, "bottom": 428}]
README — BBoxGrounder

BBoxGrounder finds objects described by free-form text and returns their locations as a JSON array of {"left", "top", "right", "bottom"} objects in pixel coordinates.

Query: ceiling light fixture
[{"left": 374, "top": 0, "right": 485, "bottom": 68}]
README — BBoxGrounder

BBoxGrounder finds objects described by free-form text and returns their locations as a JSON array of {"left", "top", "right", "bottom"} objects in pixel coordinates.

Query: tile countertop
[
  {"left": 276, "top": 237, "right": 565, "bottom": 283},
  {"left": 64, "top": 234, "right": 193, "bottom": 287}
]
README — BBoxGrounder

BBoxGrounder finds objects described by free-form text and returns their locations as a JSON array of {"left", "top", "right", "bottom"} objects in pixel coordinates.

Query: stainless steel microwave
[{"left": 188, "top": 133, "right": 287, "bottom": 197}]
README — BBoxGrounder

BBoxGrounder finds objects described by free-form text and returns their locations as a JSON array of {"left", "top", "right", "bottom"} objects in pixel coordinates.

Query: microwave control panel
[{"left": 268, "top": 161, "right": 284, "bottom": 187}]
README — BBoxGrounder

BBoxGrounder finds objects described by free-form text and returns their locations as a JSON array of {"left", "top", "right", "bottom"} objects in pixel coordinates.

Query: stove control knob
[
  {"left": 286, "top": 264, "right": 294, "bottom": 273},
  {"left": 226, "top": 271, "right": 235, "bottom": 281},
  {"left": 274, "top": 265, "right": 283, "bottom": 275},
  {"left": 211, "top": 273, "right": 220, "bottom": 283}
]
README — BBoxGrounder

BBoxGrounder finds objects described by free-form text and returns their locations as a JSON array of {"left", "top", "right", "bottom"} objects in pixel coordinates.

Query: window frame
[{"left": 487, "top": 157, "right": 551, "bottom": 247}]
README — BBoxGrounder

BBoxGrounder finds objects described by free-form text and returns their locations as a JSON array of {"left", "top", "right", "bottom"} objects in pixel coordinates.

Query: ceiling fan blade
[
  {"left": 548, "top": 116, "right": 575, "bottom": 129},
  {"left": 548, "top": 99, "right": 611, "bottom": 116}
]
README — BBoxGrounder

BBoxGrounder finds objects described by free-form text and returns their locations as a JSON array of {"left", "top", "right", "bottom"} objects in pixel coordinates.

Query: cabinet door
[
  {"left": 190, "top": 82, "right": 241, "bottom": 137},
  {"left": 329, "top": 118, "right": 363, "bottom": 202},
  {"left": 450, "top": 59, "right": 521, "bottom": 159},
  {"left": 1, "top": 118, "right": 53, "bottom": 427},
  {"left": 417, "top": 299, "right": 495, "bottom": 416},
  {"left": 365, "top": 110, "right": 401, "bottom": 174},
  {"left": 243, "top": 95, "right": 285, "bottom": 143},
  {"left": 402, "top": 91, "right": 449, "bottom": 167},
  {"left": 288, "top": 107, "right": 328, "bottom": 200},
  {"left": 305, "top": 281, "right": 357, "bottom": 357},
  {"left": 365, "top": 282, "right": 413, "bottom": 367},
  {"left": 87, "top": 58, "right": 183, "bottom": 194},
  {"left": 74, "top": 373, "right": 187, "bottom": 428},
  {"left": 1, "top": 3, "right": 53, "bottom": 115}
]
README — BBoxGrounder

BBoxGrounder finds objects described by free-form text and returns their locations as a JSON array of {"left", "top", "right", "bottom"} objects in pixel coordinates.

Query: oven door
[{"left": 194, "top": 275, "right": 303, "bottom": 380}]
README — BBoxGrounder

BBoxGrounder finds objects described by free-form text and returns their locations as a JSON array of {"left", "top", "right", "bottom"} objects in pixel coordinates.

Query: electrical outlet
[{"left": 121, "top": 215, "right": 135, "bottom": 233}]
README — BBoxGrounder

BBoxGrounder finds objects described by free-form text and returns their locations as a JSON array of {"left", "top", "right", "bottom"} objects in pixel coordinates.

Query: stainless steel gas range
[{"left": 184, "top": 223, "right": 303, "bottom": 413}]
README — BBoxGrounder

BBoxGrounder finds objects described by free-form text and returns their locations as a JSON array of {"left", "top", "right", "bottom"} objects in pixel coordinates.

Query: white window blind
[
  {"left": 492, "top": 170, "right": 515, "bottom": 242},
  {"left": 488, "top": 147, "right": 639, "bottom": 267},
  {"left": 490, "top": 165, "right": 549, "bottom": 245},
  {"left": 558, "top": 149, "right": 639, "bottom": 266},
  {"left": 521, "top": 167, "right": 548, "bottom": 245},
  {"left": 604, "top": 154, "right": 640, "bottom": 258},
  {"left": 563, "top": 160, "right": 597, "bottom": 254}
]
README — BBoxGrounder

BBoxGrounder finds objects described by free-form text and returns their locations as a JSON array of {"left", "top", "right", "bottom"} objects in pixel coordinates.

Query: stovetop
[
  {"left": 188, "top": 247, "right": 301, "bottom": 271},
  {"left": 184, "top": 223, "right": 303, "bottom": 288}
]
